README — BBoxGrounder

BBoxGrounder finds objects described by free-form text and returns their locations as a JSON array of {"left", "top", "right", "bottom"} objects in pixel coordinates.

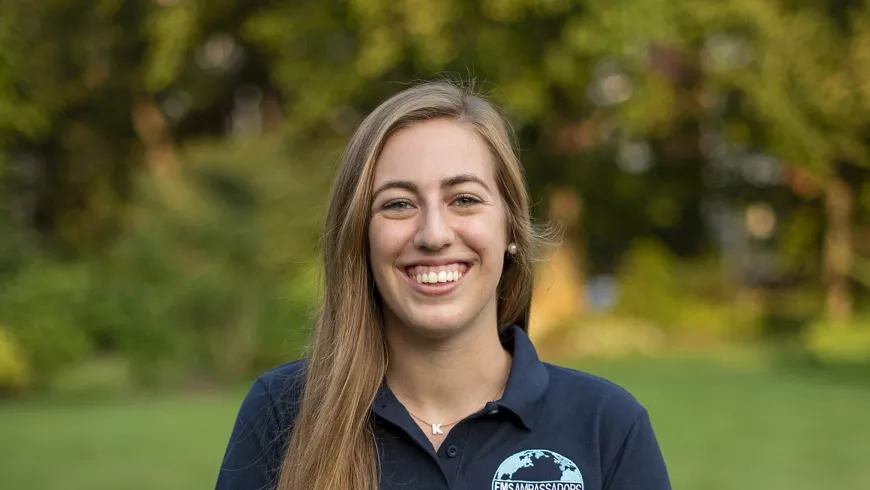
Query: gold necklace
[
  {"left": 406, "top": 410, "right": 467, "bottom": 435},
  {"left": 401, "top": 378, "right": 508, "bottom": 436}
]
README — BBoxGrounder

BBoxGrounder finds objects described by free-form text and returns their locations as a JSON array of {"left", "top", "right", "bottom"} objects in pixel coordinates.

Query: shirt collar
[
  {"left": 494, "top": 323, "right": 550, "bottom": 430},
  {"left": 371, "top": 324, "right": 549, "bottom": 431}
]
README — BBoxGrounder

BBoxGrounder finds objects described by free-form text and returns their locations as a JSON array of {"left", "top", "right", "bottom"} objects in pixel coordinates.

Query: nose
[{"left": 413, "top": 204, "right": 454, "bottom": 251}]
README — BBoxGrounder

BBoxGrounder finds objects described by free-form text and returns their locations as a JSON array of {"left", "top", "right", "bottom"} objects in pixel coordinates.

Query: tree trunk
[
  {"left": 131, "top": 98, "right": 176, "bottom": 178},
  {"left": 529, "top": 188, "right": 586, "bottom": 346},
  {"left": 823, "top": 175, "right": 854, "bottom": 324}
]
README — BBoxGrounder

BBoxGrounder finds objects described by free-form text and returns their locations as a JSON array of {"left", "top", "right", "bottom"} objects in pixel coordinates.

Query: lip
[
  {"left": 401, "top": 258, "right": 473, "bottom": 268},
  {"left": 399, "top": 263, "right": 471, "bottom": 297}
]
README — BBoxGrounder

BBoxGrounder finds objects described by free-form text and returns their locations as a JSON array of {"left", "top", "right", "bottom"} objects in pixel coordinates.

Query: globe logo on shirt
[{"left": 492, "top": 449, "right": 584, "bottom": 490}]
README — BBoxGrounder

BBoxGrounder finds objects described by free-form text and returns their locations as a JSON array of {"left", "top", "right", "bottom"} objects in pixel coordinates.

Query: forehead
[{"left": 372, "top": 118, "right": 496, "bottom": 187}]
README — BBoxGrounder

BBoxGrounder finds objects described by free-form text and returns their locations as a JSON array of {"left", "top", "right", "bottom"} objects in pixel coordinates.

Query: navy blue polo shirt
[{"left": 216, "top": 325, "right": 671, "bottom": 490}]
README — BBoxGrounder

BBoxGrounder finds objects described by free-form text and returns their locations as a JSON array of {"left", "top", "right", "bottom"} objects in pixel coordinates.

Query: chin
[{"left": 399, "top": 307, "right": 476, "bottom": 337}]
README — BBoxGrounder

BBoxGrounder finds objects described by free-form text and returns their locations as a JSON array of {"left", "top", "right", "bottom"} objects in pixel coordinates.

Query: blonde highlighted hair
[{"left": 279, "top": 80, "right": 551, "bottom": 490}]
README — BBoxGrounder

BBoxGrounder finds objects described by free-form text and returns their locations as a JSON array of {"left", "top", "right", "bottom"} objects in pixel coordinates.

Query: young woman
[{"left": 216, "top": 81, "right": 671, "bottom": 490}]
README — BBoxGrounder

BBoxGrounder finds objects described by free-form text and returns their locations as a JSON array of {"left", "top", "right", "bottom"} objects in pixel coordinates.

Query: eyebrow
[{"left": 372, "top": 173, "right": 491, "bottom": 199}]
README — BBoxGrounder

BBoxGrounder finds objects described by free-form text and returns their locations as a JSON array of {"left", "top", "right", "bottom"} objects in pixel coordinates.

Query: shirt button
[{"left": 446, "top": 445, "right": 459, "bottom": 458}]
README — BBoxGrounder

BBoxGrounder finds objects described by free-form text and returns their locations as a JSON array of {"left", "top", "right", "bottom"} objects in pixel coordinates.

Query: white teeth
[{"left": 411, "top": 268, "right": 465, "bottom": 284}]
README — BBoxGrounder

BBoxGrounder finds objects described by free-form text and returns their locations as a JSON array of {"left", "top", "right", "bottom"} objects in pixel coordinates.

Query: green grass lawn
[
  {"left": 1, "top": 357, "right": 869, "bottom": 490},
  {"left": 575, "top": 357, "right": 870, "bottom": 490}
]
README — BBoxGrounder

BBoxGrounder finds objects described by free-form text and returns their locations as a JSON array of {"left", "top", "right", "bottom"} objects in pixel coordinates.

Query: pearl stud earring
[{"left": 507, "top": 243, "right": 518, "bottom": 255}]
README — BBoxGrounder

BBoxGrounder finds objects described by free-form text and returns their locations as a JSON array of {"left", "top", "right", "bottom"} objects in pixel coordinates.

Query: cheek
[
  {"left": 456, "top": 217, "right": 507, "bottom": 266},
  {"left": 368, "top": 219, "right": 410, "bottom": 265}
]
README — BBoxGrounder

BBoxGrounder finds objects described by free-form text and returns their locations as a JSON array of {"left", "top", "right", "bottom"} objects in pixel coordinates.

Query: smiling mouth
[{"left": 405, "top": 263, "right": 470, "bottom": 285}]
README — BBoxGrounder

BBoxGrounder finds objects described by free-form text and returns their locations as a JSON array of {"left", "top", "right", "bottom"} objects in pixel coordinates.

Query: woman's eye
[
  {"left": 384, "top": 200, "right": 412, "bottom": 211},
  {"left": 454, "top": 195, "right": 482, "bottom": 207}
]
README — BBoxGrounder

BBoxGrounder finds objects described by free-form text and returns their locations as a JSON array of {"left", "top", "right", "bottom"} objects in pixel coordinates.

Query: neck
[{"left": 384, "top": 311, "right": 512, "bottom": 424}]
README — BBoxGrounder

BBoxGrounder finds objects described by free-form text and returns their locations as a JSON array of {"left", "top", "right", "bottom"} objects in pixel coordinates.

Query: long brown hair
[{"left": 278, "top": 80, "right": 548, "bottom": 490}]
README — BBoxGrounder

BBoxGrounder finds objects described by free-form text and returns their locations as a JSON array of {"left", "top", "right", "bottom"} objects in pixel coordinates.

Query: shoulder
[
  {"left": 545, "top": 363, "right": 642, "bottom": 405},
  {"left": 253, "top": 359, "right": 309, "bottom": 398},
  {"left": 236, "top": 359, "right": 310, "bottom": 431},
  {"left": 216, "top": 360, "right": 309, "bottom": 488},
  {"left": 542, "top": 365, "right": 671, "bottom": 488},
  {"left": 543, "top": 363, "right": 648, "bottom": 426},
  {"left": 541, "top": 366, "right": 671, "bottom": 488}
]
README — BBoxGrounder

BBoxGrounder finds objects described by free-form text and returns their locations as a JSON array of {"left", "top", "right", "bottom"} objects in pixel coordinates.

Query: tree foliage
[{"left": 2, "top": 0, "right": 870, "bottom": 389}]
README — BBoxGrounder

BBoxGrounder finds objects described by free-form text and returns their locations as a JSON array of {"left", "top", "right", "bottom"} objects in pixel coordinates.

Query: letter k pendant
[{"left": 431, "top": 424, "right": 443, "bottom": 435}]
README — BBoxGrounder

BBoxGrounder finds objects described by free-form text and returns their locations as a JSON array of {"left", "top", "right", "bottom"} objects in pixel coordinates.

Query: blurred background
[{"left": 1, "top": 0, "right": 869, "bottom": 489}]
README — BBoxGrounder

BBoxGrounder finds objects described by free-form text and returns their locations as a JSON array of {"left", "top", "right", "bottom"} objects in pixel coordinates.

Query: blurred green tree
[
  {"left": 695, "top": 0, "right": 870, "bottom": 324},
  {"left": 560, "top": 0, "right": 870, "bottom": 324},
  {"left": 0, "top": 0, "right": 266, "bottom": 252},
  {"left": 3, "top": 0, "right": 870, "bottom": 387}
]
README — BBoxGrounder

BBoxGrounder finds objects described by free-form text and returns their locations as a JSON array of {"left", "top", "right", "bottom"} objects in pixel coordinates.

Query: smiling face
[{"left": 368, "top": 118, "right": 510, "bottom": 338}]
